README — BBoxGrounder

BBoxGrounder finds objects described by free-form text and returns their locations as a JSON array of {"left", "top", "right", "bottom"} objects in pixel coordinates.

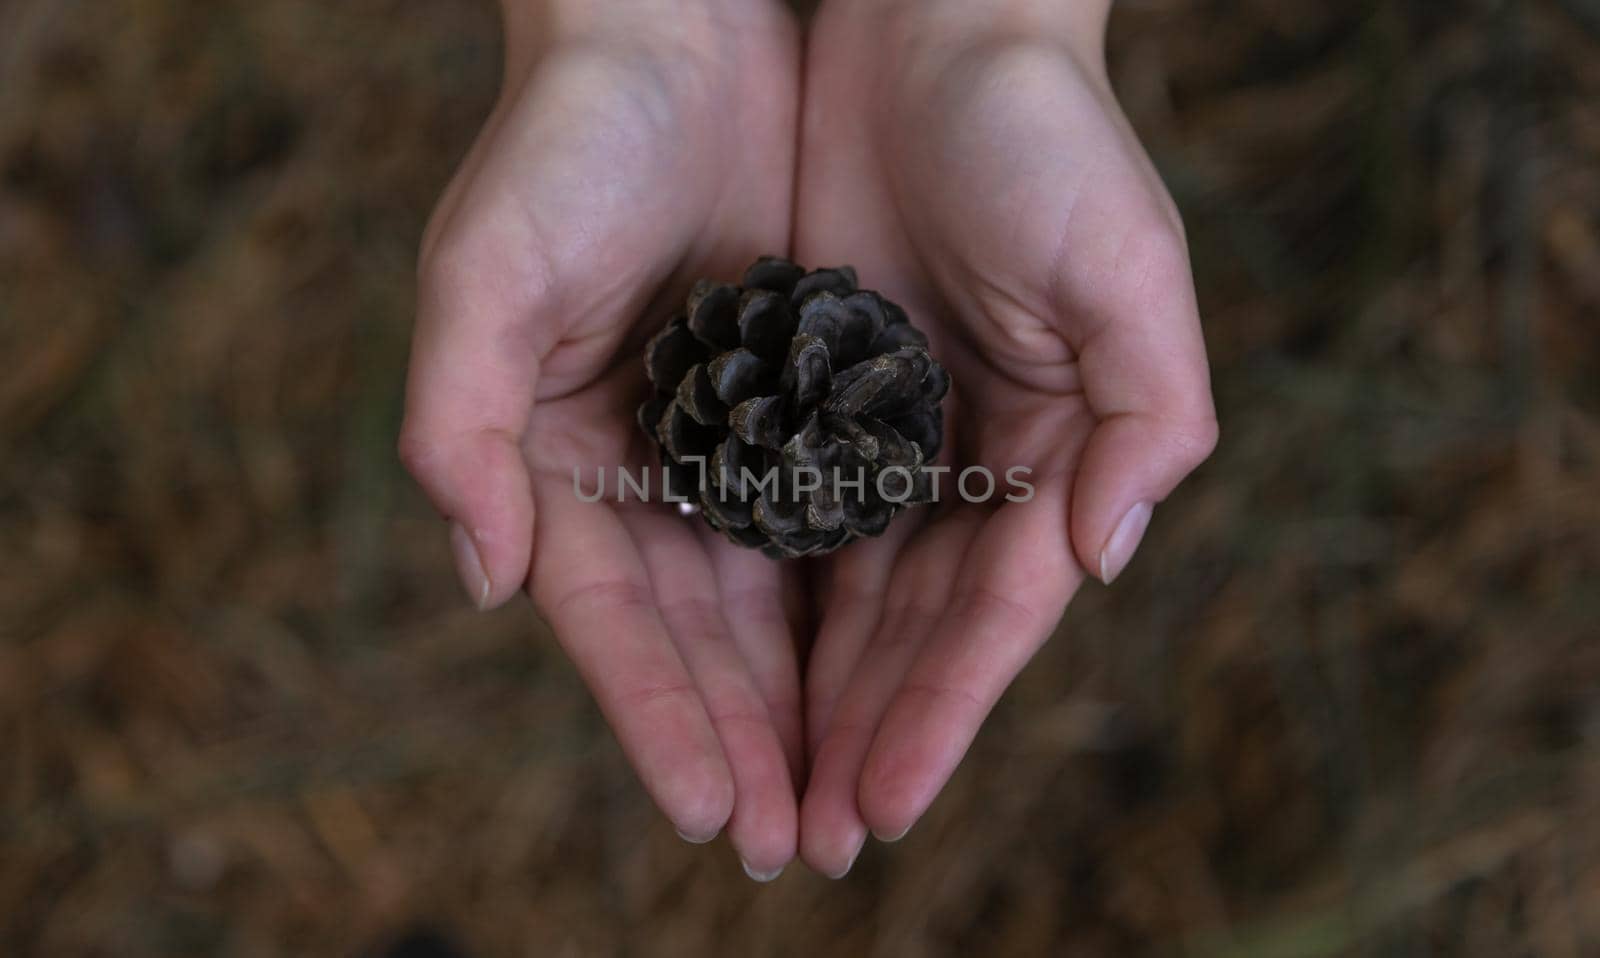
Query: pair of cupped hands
[{"left": 400, "top": 0, "right": 1217, "bottom": 881}]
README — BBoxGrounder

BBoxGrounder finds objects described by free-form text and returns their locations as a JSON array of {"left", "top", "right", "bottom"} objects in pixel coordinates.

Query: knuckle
[
  {"left": 724, "top": 588, "right": 789, "bottom": 633},
  {"left": 660, "top": 596, "right": 728, "bottom": 644},
  {"left": 706, "top": 703, "right": 773, "bottom": 732},
  {"left": 1116, "top": 218, "right": 1192, "bottom": 298},
  {"left": 551, "top": 579, "right": 656, "bottom": 619},
  {"left": 617, "top": 679, "right": 700, "bottom": 714},
  {"left": 950, "top": 585, "right": 1038, "bottom": 634},
  {"left": 822, "top": 582, "right": 882, "bottom": 618},
  {"left": 874, "top": 601, "right": 939, "bottom": 652},
  {"left": 395, "top": 425, "right": 438, "bottom": 481},
  {"left": 820, "top": 712, "right": 877, "bottom": 743},
  {"left": 1173, "top": 412, "right": 1220, "bottom": 467},
  {"left": 898, "top": 677, "right": 986, "bottom": 715}
]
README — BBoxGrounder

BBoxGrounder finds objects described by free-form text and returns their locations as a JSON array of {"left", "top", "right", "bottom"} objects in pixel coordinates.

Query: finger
[
  {"left": 802, "top": 521, "right": 913, "bottom": 758},
  {"left": 627, "top": 510, "right": 799, "bottom": 880},
  {"left": 1064, "top": 221, "right": 1219, "bottom": 584},
  {"left": 703, "top": 531, "right": 807, "bottom": 788},
  {"left": 401, "top": 204, "right": 553, "bottom": 610},
  {"left": 857, "top": 485, "right": 1081, "bottom": 841},
  {"left": 799, "top": 511, "right": 976, "bottom": 878},
  {"left": 527, "top": 477, "right": 733, "bottom": 841}
]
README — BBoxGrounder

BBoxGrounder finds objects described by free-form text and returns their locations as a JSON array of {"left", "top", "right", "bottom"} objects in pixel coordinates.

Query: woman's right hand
[{"left": 398, "top": 0, "right": 807, "bottom": 880}]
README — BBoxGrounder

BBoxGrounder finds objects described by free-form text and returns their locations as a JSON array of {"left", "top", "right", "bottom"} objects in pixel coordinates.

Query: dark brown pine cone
[{"left": 637, "top": 257, "right": 949, "bottom": 558}]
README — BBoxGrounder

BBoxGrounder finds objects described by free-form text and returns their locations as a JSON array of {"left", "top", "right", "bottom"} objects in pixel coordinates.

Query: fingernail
[
  {"left": 873, "top": 824, "right": 910, "bottom": 843},
  {"left": 675, "top": 827, "right": 717, "bottom": 845},
  {"left": 1099, "top": 501, "right": 1153, "bottom": 584},
  {"left": 741, "top": 859, "right": 785, "bottom": 883},
  {"left": 450, "top": 521, "right": 491, "bottom": 609}
]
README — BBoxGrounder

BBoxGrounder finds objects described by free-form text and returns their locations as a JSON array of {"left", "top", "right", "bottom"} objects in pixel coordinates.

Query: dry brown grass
[{"left": 3, "top": 0, "right": 1599, "bottom": 955}]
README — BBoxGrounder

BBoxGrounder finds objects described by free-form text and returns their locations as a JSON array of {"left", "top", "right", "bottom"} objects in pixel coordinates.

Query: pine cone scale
[
  {"left": 644, "top": 319, "right": 706, "bottom": 394},
  {"left": 729, "top": 395, "right": 788, "bottom": 450},
  {"left": 686, "top": 281, "right": 743, "bottom": 350},
  {"left": 736, "top": 289, "right": 796, "bottom": 361},
  {"left": 706, "top": 348, "right": 770, "bottom": 405}
]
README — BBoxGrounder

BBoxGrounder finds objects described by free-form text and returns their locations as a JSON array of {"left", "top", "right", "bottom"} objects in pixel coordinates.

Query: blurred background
[{"left": 3, "top": 0, "right": 1599, "bottom": 954}]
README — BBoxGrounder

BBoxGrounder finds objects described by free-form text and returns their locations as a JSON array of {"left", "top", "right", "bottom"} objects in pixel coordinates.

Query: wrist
[
  {"left": 499, "top": 0, "right": 778, "bottom": 46},
  {"left": 494, "top": 0, "right": 740, "bottom": 84},
  {"left": 848, "top": 0, "right": 1111, "bottom": 67}
]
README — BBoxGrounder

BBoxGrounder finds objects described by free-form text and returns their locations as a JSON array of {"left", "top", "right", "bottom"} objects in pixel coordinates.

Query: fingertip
[
  {"left": 741, "top": 857, "right": 786, "bottom": 883},
  {"left": 733, "top": 819, "right": 797, "bottom": 882},
  {"left": 798, "top": 783, "right": 867, "bottom": 879},
  {"left": 872, "top": 823, "right": 911, "bottom": 843},
  {"left": 1068, "top": 413, "right": 1214, "bottom": 582},
  {"left": 466, "top": 435, "right": 537, "bottom": 607},
  {"left": 801, "top": 828, "right": 864, "bottom": 880},
  {"left": 727, "top": 782, "right": 799, "bottom": 882},
  {"left": 403, "top": 426, "right": 536, "bottom": 609},
  {"left": 857, "top": 753, "right": 925, "bottom": 847},
  {"left": 664, "top": 762, "right": 737, "bottom": 845},
  {"left": 825, "top": 842, "right": 863, "bottom": 881},
  {"left": 628, "top": 703, "right": 734, "bottom": 844}
]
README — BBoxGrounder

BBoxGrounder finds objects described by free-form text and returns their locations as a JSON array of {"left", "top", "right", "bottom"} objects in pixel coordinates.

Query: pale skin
[{"left": 399, "top": 0, "right": 1217, "bottom": 881}]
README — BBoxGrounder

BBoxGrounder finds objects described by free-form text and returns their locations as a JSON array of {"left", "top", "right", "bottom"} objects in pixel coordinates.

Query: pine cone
[{"left": 638, "top": 257, "right": 949, "bottom": 558}]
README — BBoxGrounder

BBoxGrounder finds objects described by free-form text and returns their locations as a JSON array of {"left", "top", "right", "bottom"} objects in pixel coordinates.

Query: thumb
[
  {"left": 399, "top": 232, "right": 550, "bottom": 610},
  {"left": 1066, "top": 225, "right": 1218, "bottom": 584}
]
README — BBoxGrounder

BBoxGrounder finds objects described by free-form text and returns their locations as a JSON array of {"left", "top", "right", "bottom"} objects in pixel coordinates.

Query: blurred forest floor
[{"left": 3, "top": 0, "right": 1600, "bottom": 955}]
